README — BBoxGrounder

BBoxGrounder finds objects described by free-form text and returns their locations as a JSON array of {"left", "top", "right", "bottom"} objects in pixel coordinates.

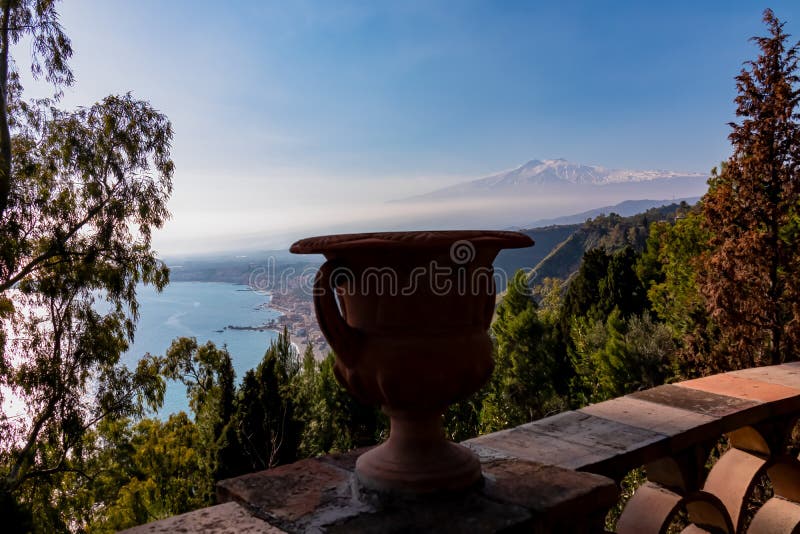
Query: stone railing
[{"left": 124, "top": 362, "right": 800, "bottom": 533}]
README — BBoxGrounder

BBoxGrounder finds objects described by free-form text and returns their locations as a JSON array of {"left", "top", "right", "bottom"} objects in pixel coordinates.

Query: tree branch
[{"left": 0, "top": 193, "right": 114, "bottom": 292}]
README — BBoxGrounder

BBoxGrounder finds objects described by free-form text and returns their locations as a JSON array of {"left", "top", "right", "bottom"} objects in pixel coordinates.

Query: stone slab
[
  {"left": 467, "top": 425, "right": 602, "bottom": 469},
  {"left": 630, "top": 383, "right": 768, "bottom": 430},
  {"left": 468, "top": 411, "right": 668, "bottom": 478},
  {"left": 730, "top": 364, "right": 800, "bottom": 391},
  {"left": 322, "top": 457, "right": 617, "bottom": 533},
  {"left": 580, "top": 395, "right": 721, "bottom": 452},
  {"left": 480, "top": 458, "right": 618, "bottom": 519},
  {"left": 324, "top": 490, "right": 533, "bottom": 533},
  {"left": 216, "top": 457, "right": 360, "bottom": 530},
  {"left": 679, "top": 374, "right": 800, "bottom": 416},
  {"left": 119, "top": 501, "right": 284, "bottom": 534},
  {"left": 214, "top": 451, "right": 620, "bottom": 533},
  {"left": 315, "top": 447, "right": 369, "bottom": 471}
]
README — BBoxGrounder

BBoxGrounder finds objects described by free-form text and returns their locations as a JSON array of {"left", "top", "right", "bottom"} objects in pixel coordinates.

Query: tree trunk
[{"left": 0, "top": 1, "right": 11, "bottom": 219}]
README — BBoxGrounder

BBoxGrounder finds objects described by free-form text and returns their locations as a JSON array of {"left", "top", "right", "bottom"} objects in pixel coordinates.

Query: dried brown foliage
[{"left": 697, "top": 9, "right": 800, "bottom": 371}]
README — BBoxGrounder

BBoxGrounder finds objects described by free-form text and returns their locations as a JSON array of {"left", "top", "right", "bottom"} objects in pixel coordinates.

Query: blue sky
[{"left": 17, "top": 1, "right": 800, "bottom": 253}]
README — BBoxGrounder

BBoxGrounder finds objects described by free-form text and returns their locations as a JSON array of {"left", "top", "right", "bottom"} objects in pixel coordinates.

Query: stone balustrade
[{"left": 123, "top": 362, "right": 800, "bottom": 533}]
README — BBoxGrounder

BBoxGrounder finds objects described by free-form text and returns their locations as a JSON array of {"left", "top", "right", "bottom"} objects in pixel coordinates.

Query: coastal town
[
  {"left": 224, "top": 270, "right": 330, "bottom": 361},
  {"left": 266, "top": 287, "right": 329, "bottom": 361}
]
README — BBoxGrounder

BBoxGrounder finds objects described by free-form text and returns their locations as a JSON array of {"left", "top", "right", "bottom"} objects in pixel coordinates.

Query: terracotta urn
[{"left": 290, "top": 230, "right": 533, "bottom": 493}]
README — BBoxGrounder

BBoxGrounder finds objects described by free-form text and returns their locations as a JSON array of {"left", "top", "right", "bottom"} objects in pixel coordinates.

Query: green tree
[
  {"left": 159, "top": 338, "right": 237, "bottom": 488},
  {"left": 481, "top": 270, "right": 562, "bottom": 431},
  {"left": 699, "top": 9, "right": 800, "bottom": 370},
  {"left": 294, "top": 351, "right": 384, "bottom": 455},
  {"left": 231, "top": 329, "right": 302, "bottom": 471},
  {"left": 559, "top": 245, "right": 647, "bottom": 331},
  {"left": 0, "top": 0, "right": 73, "bottom": 218},
  {"left": 85, "top": 414, "right": 207, "bottom": 533},
  {"left": 600, "top": 246, "right": 648, "bottom": 319},
  {"left": 570, "top": 311, "right": 678, "bottom": 403},
  {"left": 640, "top": 209, "right": 717, "bottom": 377},
  {"left": 0, "top": 1, "right": 173, "bottom": 528},
  {"left": 560, "top": 248, "right": 611, "bottom": 324}
]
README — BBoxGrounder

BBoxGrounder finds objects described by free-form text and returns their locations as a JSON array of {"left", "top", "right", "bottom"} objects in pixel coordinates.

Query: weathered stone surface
[
  {"left": 315, "top": 447, "right": 368, "bottom": 472},
  {"left": 325, "top": 489, "right": 533, "bottom": 533},
  {"left": 468, "top": 411, "right": 668, "bottom": 478},
  {"left": 630, "top": 383, "right": 768, "bottom": 430},
  {"left": 679, "top": 374, "right": 800, "bottom": 416},
  {"left": 730, "top": 364, "right": 800, "bottom": 391},
  {"left": 480, "top": 458, "right": 618, "bottom": 519},
  {"left": 118, "top": 501, "right": 285, "bottom": 534},
  {"left": 580, "top": 395, "right": 720, "bottom": 452},
  {"left": 319, "top": 457, "right": 617, "bottom": 533},
  {"left": 213, "top": 453, "right": 618, "bottom": 533},
  {"left": 216, "top": 457, "right": 363, "bottom": 530},
  {"left": 680, "top": 374, "right": 800, "bottom": 402}
]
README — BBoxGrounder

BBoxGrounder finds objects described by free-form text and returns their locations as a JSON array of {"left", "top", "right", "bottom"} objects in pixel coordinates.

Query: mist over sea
[{"left": 119, "top": 282, "right": 280, "bottom": 417}]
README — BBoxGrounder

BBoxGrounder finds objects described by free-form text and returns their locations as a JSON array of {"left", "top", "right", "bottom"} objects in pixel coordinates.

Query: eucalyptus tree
[{"left": 0, "top": 0, "right": 174, "bottom": 527}]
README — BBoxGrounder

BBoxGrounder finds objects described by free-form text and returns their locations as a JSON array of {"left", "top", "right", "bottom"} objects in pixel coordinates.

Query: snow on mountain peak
[{"left": 489, "top": 158, "right": 705, "bottom": 186}]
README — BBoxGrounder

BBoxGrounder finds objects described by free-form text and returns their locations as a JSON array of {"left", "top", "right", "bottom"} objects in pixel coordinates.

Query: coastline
[{"left": 252, "top": 288, "right": 329, "bottom": 361}]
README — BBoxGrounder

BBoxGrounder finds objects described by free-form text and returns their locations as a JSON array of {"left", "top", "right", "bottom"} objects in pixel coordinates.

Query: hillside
[
  {"left": 496, "top": 202, "right": 691, "bottom": 286},
  {"left": 493, "top": 223, "right": 580, "bottom": 282},
  {"left": 522, "top": 197, "right": 701, "bottom": 228}
]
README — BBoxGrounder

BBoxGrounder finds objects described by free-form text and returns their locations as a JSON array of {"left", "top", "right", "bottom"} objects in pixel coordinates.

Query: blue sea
[{"left": 118, "top": 282, "right": 280, "bottom": 417}]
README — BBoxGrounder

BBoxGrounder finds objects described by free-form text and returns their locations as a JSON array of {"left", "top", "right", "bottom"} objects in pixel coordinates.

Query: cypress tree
[{"left": 699, "top": 9, "right": 800, "bottom": 370}]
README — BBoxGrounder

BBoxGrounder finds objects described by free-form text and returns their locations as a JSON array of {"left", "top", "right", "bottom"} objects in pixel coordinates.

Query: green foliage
[
  {"left": 158, "top": 338, "right": 237, "bottom": 486},
  {"left": 69, "top": 329, "right": 386, "bottom": 532},
  {"left": 530, "top": 203, "right": 688, "bottom": 281},
  {"left": 570, "top": 311, "right": 677, "bottom": 403},
  {"left": 644, "top": 210, "right": 709, "bottom": 338},
  {"left": 227, "top": 329, "right": 302, "bottom": 471},
  {"left": 560, "top": 243, "right": 680, "bottom": 404},
  {"left": 562, "top": 246, "right": 648, "bottom": 325},
  {"left": 85, "top": 414, "right": 207, "bottom": 533},
  {"left": 0, "top": 1, "right": 174, "bottom": 529},
  {"left": 480, "top": 270, "right": 565, "bottom": 431},
  {"left": 561, "top": 248, "right": 610, "bottom": 323},
  {"left": 294, "top": 350, "right": 385, "bottom": 455}
]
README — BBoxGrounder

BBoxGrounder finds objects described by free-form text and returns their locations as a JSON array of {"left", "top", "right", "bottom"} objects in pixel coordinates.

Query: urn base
[{"left": 355, "top": 410, "right": 482, "bottom": 493}]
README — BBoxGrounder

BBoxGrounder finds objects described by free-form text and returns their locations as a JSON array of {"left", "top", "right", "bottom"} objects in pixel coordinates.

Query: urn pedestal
[{"left": 290, "top": 231, "right": 534, "bottom": 493}]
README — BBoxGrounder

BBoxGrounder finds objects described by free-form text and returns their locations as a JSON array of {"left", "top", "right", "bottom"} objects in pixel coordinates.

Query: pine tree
[
  {"left": 699, "top": 9, "right": 800, "bottom": 370},
  {"left": 232, "top": 329, "right": 302, "bottom": 471},
  {"left": 481, "top": 270, "right": 562, "bottom": 430}
]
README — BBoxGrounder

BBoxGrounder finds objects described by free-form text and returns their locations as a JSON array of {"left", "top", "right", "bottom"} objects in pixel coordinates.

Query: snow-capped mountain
[
  {"left": 401, "top": 159, "right": 708, "bottom": 201},
  {"left": 375, "top": 158, "right": 709, "bottom": 231}
]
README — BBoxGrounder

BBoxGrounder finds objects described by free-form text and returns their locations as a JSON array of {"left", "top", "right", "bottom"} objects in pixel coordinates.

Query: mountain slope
[
  {"left": 493, "top": 223, "right": 581, "bottom": 282},
  {"left": 494, "top": 202, "right": 691, "bottom": 288},
  {"left": 521, "top": 197, "right": 701, "bottom": 228}
]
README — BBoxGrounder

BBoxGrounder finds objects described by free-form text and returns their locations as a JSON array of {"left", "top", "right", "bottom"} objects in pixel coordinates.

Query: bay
[{"left": 120, "top": 282, "right": 280, "bottom": 417}]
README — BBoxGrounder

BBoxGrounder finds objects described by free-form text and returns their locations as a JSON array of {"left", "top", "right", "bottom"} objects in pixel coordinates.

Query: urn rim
[{"left": 290, "top": 230, "right": 533, "bottom": 255}]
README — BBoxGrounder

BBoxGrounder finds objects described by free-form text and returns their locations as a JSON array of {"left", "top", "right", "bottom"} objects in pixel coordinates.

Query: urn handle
[{"left": 313, "top": 260, "right": 361, "bottom": 367}]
